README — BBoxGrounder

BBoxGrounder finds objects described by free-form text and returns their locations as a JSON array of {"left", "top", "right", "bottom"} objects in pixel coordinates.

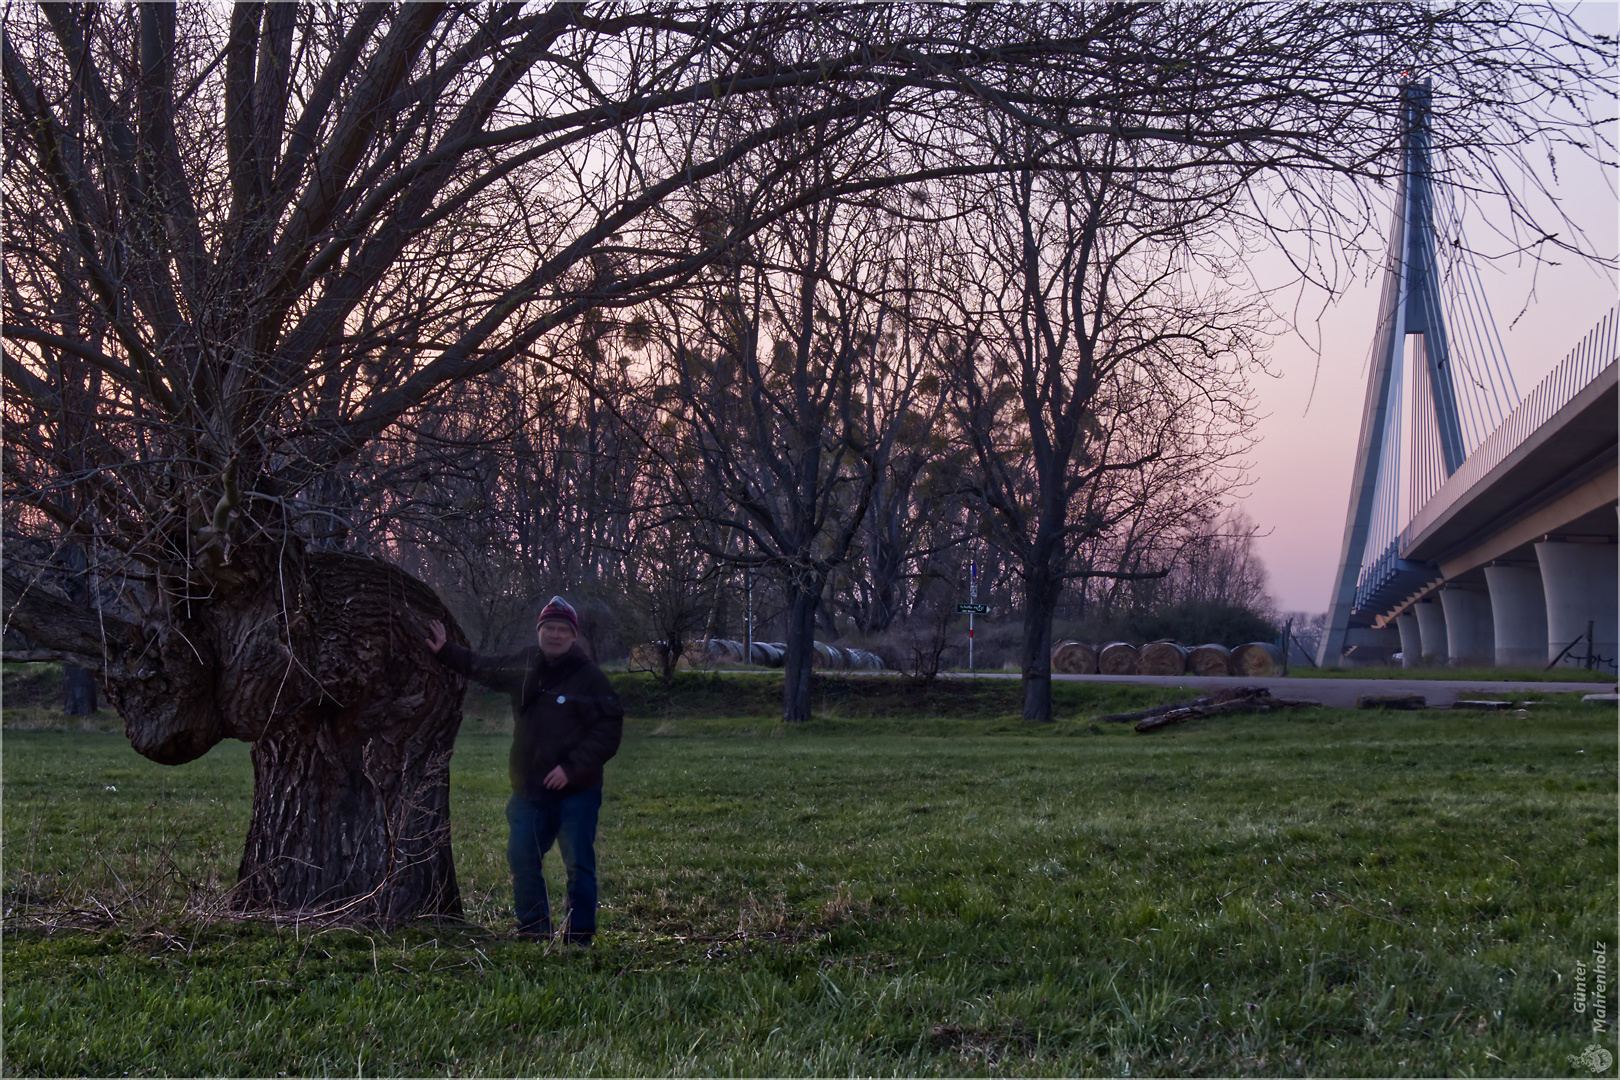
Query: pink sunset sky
[{"left": 1240, "top": 48, "right": 1618, "bottom": 615}]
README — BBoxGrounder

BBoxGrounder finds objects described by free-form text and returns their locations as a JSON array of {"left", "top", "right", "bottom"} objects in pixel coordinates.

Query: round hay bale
[
  {"left": 749, "top": 642, "right": 784, "bottom": 667},
  {"left": 844, "top": 648, "right": 881, "bottom": 670},
  {"left": 1186, "top": 643, "right": 1233, "bottom": 677},
  {"left": 1098, "top": 642, "right": 1139, "bottom": 675},
  {"left": 1051, "top": 641, "right": 1098, "bottom": 674},
  {"left": 811, "top": 641, "right": 840, "bottom": 668},
  {"left": 1230, "top": 641, "right": 1284, "bottom": 677},
  {"left": 1138, "top": 641, "right": 1188, "bottom": 676}
]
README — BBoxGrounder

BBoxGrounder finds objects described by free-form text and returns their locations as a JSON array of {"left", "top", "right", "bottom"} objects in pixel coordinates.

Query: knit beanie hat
[{"left": 536, "top": 595, "right": 579, "bottom": 632}]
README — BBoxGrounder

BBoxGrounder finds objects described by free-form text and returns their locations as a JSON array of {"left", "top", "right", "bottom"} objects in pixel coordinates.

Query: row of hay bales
[
  {"left": 630, "top": 639, "right": 885, "bottom": 671},
  {"left": 1050, "top": 640, "right": 1285, "bottom": 678}
]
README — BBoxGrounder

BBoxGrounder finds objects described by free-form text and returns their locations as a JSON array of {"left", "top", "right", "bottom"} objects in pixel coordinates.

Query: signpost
[{"left": 968, "top": 560, "right": 979, "bottom": 673}]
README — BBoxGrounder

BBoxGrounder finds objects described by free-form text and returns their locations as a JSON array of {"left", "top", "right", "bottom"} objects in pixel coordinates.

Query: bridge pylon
[{"left": 1319, "top": 80, "right": 1466, "bottom": 666}]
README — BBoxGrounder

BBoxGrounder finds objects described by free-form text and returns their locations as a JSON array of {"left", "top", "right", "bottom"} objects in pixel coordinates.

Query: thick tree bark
[
  {"left": 4, "top": 549, "right": 468, "bottom": 921},
  {"left": 62, "top": 665, "right": 97, "bottom": 715},
  {"left": 235, "top": 694, "right": 461, "bottom": 921},
  {"left": 1020, "top": 564, "right": 1061, "bottom": 723},
  {"left": 782, "top": 581, "right": 822, "bottom": 723},
  {"left": 59, "top": 545, "right": 97, "bottom": 714}
]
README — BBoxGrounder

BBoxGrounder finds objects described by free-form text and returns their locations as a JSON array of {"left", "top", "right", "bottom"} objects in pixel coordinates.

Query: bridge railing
[{"left": 1398, "top": 303, "right": 1619, "bottom": 554}]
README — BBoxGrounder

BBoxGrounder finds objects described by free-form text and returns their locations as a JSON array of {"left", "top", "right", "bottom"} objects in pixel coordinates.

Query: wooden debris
[
  {"left": 1093, "top": 701, "right": 1182, "bottom": 724},
  {"left": 1095, "top": 686, "right": 1322, "bottom": 733},
  {"left": 1356, "top": 693, "right": 1426, "bottom": 710}
]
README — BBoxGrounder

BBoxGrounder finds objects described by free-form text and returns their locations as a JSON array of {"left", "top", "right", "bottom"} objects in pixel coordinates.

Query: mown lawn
[{"left": 2, "top": 674, "right": 1614, "bottom": 1076}]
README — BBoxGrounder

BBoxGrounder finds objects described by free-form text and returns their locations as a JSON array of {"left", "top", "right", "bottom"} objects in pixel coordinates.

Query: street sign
[{"left": 956, "top": 603, "right": 989, "bottom": 615}]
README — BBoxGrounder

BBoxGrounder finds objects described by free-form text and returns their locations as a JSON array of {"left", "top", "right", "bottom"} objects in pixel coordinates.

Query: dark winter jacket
[{"left": 435, "top": 642, "right": 624, "bottom": 798}]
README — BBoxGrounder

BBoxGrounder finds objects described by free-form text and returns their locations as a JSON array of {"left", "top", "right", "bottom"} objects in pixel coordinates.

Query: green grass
[
  {"left": 1288, "top": 666, "right": 1614, "bottom": 683},
  {"left": 3, "top": 675, "right": 1616, "bottom": 1075}
]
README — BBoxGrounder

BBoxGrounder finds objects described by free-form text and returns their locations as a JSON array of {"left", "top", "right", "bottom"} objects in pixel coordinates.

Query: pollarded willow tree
[
  {"left": 2, "top": 1, "right": 1609, "bottom": 919},
  {"left": 0, "top": 1, "right": 1215, "bottom": 919}
]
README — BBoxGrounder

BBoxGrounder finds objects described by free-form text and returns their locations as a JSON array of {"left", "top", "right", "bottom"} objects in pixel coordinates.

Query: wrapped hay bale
[
  {"left": 750, "top": 642, "right": 784, "bottom": 667},
  {"left": 811, "top": 641, "right": 842, "bottom": 669},
  {"left": 1230, "top": 641, "right": 1284, "bottom": 677},
  {"left": 1138, "top": 641, "right": 1189, "bottom": 676},
  {"left": 1186, "top": 643, "right": 1234, "bottom": 677},
  {"left": 845, "top": 648, "right": 884, "bottom": 670},
  {"left": 709, "top": 639, "right": 747, "bottom": 664},
  {"left": 1051, "top": 641, "right": 1098, "bottom": 674},
  {"left": 1098, "top": 642, "right": 1139, "bottom": 675}
]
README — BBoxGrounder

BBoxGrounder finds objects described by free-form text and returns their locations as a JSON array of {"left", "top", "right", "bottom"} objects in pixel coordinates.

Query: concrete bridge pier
[
  {"left": 1440, "top": 586, "right": 1494, "bottom": 666},
  {"left": 1396, "top": 612, "right": 1421, "bottom": 668},
  {"left": 1483, "top": 564, "right": 1549, "bottom": 667},
  {"left": 1413, "top": 599, "right": 1448, "bottom": 664},
  {"left": 1536, "top": 540, "right": 1619, "bottom": 670}
]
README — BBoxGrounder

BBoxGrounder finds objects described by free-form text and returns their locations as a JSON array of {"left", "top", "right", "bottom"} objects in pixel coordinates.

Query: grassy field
[{"left": 3, "top": 671, "right": 1615, "bottom": 1076}]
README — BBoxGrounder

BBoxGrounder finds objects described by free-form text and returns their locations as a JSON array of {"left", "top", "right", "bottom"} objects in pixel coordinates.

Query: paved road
[{"left": 945, "top": 672, "right": 1614, "bottom": 708}]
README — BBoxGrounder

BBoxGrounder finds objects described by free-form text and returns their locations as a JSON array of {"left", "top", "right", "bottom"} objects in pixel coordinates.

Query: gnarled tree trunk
[{"left": 5, "top": 549, "right": 468, "bottom": 922}]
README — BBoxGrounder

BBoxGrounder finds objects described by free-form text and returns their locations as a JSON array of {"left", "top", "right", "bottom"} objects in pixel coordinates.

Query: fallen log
[
  {"left": 1129, "top": 686, "right": 1322, "bottom": 733},
  {"left": 1094, "top": 686, "right": 1271, "bottom": 724},
  {"left": 1356, "top": 693, "right": 1426, "bottom": 710}
]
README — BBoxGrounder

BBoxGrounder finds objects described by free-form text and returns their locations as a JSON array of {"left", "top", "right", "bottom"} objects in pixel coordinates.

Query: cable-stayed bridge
[{"left": 1319, "top": 81, "right": 1618, "bottom": 672}]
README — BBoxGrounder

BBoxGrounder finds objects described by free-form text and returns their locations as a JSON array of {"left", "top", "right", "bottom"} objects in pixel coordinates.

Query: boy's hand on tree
[
  {"left": 543, "top": 765, "right": 569, "bottom": 790},
  {"left": 426, "top": 619, "right": 447, "bottom": 654}
]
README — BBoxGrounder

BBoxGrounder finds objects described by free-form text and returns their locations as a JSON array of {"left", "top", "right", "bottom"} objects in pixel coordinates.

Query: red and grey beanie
[{"left": 536, "top": 595, "right": 579, "bottom": 632}]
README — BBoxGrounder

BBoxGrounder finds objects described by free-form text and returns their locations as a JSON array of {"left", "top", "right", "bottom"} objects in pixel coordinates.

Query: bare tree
[
  {"left": 2, "top": 3, "right": 1091, "bottom": 914},
  {"left": 3, "top": 3, "right": 1608, "bottom": 914},
  {"left": 650, "top": 178, "right": 906, "bottom": 722},
  {"left": 944, "top": 118, "right": 1263, "bottom": 719},
  {"left": 621, "top": 521, "right": 720, "bottom": 687}
]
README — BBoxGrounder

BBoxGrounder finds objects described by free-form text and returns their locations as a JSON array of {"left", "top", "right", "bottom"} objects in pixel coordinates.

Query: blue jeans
[{"left": 505, "top": 786, "right": 601, "bottom": 938}]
